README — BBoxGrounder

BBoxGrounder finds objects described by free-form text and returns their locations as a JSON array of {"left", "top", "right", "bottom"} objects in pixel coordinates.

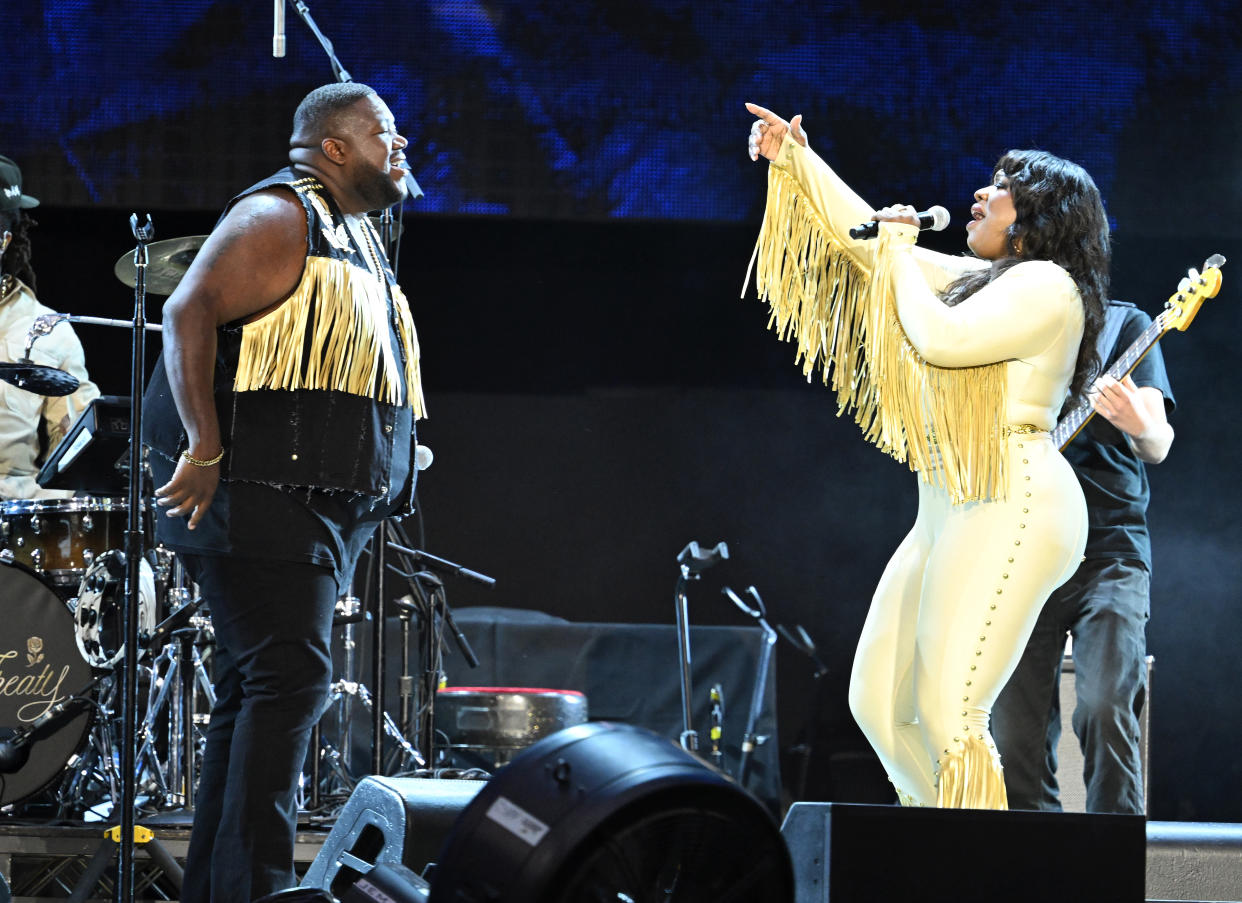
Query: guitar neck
[{"left": 1051, "top": 312, "right": 1169, "bottom": 450}]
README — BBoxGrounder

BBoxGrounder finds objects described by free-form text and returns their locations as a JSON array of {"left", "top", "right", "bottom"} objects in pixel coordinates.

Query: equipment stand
[{"left": 117, "top": 213, "right": 155, "bottom": 902}]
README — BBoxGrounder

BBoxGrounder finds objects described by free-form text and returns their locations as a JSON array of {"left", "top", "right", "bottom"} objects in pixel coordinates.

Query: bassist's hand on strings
[{"left": 1089, "top": 374, "right": 1173, "bottom": 464}]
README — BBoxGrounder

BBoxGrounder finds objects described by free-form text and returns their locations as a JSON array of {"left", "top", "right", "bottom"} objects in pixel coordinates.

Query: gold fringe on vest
[
  {"left": 234, "top": 256, "right": 426, "bottom": 418},
  {"left": 935, "top": 736, "right": 1009, "bottom": 810},
  {"left": 744, "top": 164, "right": 1008, "bottom": 503}
]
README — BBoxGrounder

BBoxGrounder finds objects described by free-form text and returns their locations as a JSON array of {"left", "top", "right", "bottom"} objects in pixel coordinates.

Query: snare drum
[
  {"left": 0, "top": 560, "right": 95, "bottom": 807},
  {"left": 0, "top": 497, "right": 128, "bottom": 589}
]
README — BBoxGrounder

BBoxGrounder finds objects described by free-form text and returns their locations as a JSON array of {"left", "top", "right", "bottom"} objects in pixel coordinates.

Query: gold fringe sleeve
[
  {"left": 235, "top": 256, "right": 426, "bottom": 418},
  {"left": 936, "top": 736, "right": 1009, "bottom": 810},
  {"left": 744, "top": 164, "right": 1008, "bottom": 504}
]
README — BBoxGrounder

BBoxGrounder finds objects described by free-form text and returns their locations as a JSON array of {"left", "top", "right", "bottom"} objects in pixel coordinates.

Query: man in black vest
[
  {"left": 143, "top": 83, "right": 422, "bottom": 903},
  {"left": 992, "top": 299, "right": 1174, "bottom": 813}
]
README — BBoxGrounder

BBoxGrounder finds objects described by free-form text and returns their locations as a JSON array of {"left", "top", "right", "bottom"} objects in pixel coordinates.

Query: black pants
[
  {"left": 992, "top": 557, "right": 1150, "bottom": 814},
  {"left": 178, "top": 553, "right": 341, "bottom": 903}
]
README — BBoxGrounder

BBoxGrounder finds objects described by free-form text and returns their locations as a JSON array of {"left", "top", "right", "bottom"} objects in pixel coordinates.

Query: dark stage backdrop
[{"left": 4, "top": 1, "right": 1242, "bottom": 822}]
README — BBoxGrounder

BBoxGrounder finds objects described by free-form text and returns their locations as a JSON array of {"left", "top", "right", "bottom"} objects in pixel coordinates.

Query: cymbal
[
  {"left": 0, "top": 360, "right": 80, "bottom": 397},
  {"left": 113, "top": 235, "right": 208, "bottom": 296}
]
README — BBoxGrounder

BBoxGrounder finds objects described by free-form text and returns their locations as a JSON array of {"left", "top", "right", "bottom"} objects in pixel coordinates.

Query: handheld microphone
[
  {"left": 273, "top": 0, "right": 286, "bottom": 58},
  {"left": 0, "top": 695, "right": 88, "bottom": 773},
  {"left": 414, "top": 444, "right": 433, "bottom": 471},
  {"left": 849, "top": 205, "right": 950, "bottom": 240}
]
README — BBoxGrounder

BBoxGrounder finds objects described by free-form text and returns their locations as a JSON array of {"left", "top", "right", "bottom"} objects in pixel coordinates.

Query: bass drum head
[{"left": 0, "top": 560, "right": 94, "bottom": 807}]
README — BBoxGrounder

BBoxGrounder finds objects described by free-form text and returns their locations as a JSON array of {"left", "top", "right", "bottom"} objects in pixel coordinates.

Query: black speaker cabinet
[
  {"left": 781, "top": 802, "right": 1145, "bottom": 902},
  {"left": 300, "top": 776, "right": 484, "bottom": 899}
]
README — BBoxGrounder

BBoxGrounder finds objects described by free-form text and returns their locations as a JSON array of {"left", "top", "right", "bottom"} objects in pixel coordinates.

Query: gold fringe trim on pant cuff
[
  {"left": 894, "top": 787, "right": 927, "bottom": 807},
  {"left": 935, "top": 736, "right": 1009, "bottom": 810}
]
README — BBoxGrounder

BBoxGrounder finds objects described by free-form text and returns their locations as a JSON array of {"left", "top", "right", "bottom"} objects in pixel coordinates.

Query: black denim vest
[{"left": 143, "top": 168, "right": 417, "bottom": 502}]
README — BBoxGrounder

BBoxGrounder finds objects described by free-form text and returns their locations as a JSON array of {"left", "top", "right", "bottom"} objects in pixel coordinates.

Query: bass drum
[{"left": 0, "top": 560, "right": 94, "bottom": 807}]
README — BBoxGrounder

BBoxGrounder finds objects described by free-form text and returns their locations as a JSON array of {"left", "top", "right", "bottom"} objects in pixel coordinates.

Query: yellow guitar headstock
[{"left": 1165, "top": 253, "right": 1226, "bottom": 332}]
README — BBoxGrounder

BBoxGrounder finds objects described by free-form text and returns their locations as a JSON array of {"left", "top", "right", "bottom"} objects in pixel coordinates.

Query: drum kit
[
  {"left": 0, "top": 235, "right": 210, "bottom": 819},
  {"left": 0, "top": 234, "right": 503, "bottom": 823}
]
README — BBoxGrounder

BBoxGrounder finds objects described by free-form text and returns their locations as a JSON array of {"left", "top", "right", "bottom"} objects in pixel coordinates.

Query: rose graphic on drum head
[{"left": 26, "top": 636, "right": 43, "bottom": 666}]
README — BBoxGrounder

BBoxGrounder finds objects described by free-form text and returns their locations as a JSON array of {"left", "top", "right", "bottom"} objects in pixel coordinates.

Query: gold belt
[{"left": 1003, "top": 423, "right": 1049, "bottom": 437}]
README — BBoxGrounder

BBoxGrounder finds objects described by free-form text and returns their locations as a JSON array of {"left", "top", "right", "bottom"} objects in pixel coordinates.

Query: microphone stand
[
  {"left": 722, "top": 586, "right": 777, "bottom": 789},
  {"left": 286, "top": 0, "right": 423, "bottom": 203},
  {"left": 386, "top": 540, "right": 490, "bottom": 766},
  {"left": 672, "top": 541, "right": 729, "bottom": 754},
  {"left": 112, "top": 213, "right": 154, "bottom": 903},
  {"left": 282, "top": 1, "right": 425, "bottom": 779}
]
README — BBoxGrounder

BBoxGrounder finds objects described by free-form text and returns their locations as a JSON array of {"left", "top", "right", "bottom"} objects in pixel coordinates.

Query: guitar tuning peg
[
  {"left": 1177, "top": 276, "right": 1191, "bottom": 293},
  {"left": 1204, "top": 253, "right": 1226, "bottom": 270}
]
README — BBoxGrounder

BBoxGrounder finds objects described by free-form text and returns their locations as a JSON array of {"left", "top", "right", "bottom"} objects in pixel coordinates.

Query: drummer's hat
[{"left": 0, "top": 156, "right": 39, "bottom": 212}]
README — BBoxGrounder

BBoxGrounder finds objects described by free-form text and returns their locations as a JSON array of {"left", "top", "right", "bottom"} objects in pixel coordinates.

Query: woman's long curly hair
[
  {"left": 0, "top": 209, "right": 37, "bottom": 294},
  {"left": 940, "top": 149, "right": 1110, "bottom": 403}
]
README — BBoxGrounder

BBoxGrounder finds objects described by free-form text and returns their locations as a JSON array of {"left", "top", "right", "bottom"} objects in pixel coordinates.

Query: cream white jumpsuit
[{"left": 768, "top": 139, "right": 1088, "bottom": 808}]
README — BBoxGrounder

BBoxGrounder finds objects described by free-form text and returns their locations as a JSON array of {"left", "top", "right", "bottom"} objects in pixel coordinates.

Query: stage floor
[
  {"left": 0, "top": 817, "right": 1235, "bottom": 901},
  {"left": 0, "top": 820, "right": 329, "bottom": 901}
]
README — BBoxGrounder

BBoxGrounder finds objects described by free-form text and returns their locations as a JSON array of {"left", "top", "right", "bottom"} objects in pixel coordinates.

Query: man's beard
[{"left": 357, "top": 163, "right": 405, "bottom": 211}]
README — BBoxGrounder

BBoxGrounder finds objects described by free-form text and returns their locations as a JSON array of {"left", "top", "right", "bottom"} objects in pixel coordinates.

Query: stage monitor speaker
[
  {"left": 428, "top": 722, "right": 793, "bottom": 903},
  {"left": 1056, "top": 647, "right": 1153, "bottom": 813},
  {"left": 781, "top": 801, "right": 1145, "bottom": 903},
  {"left": 299, "top": 776, "right": 484, "bottom": 899}
]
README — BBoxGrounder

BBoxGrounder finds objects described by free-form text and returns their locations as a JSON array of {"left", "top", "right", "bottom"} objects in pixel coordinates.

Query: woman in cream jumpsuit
[{"left": 745, "top": 104, "right": 1109, "bottom": 808}]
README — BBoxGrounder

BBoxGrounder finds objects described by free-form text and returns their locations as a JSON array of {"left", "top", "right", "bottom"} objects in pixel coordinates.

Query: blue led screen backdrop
[{"left": 1, "top": 1, "right": 1239, "bottom": 225}]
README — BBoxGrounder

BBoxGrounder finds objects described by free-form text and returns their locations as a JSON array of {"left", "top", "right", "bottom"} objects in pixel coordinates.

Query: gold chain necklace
[{"left": 352, "top": 216, "right": 387, "bottom": 293}]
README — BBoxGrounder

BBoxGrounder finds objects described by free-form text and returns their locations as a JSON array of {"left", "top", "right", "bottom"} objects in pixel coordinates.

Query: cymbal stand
[
  {"left": 307, "top": 588, "right": 424, "bottom": 808},
  {"left": 334, "top": 592, "right": 363, "bottom": 779}
]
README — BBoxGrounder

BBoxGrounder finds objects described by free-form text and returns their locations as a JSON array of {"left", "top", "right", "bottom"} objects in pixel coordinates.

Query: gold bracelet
[{"left": 181, "top": 448, "right": 225, "bottom": 467}]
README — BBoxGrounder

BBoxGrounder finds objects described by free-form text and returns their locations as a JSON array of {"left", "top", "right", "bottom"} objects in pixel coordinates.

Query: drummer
[{"left": 0, "top": 155, "right": 99, "bottom": 499}]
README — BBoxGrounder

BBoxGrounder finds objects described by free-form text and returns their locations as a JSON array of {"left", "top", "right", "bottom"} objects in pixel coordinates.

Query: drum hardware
[
  {"left": 135, "top": 622, "right": 215, "bottom": 812},
  {"left": 328, "top": 594, "right": 365, "bottom": 781},
  {"left": 672, "top": 540, "right": 729, "bottom": 753},
  {"left": 313, "top": 678, "right": 423, "bottom": 800},
  {"left": 721, "top": 585, "right": 777, "bottom": 788},
  {"left": 307, "top": 590, "right": 424, "bottom": 812}
]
